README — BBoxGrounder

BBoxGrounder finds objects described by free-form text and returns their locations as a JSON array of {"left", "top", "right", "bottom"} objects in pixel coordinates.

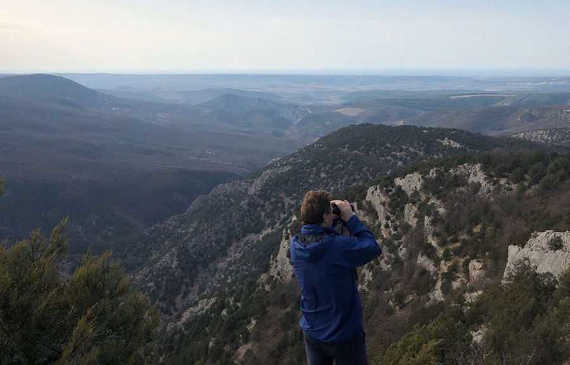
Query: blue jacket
[{"left": 290, "top": 215, "right": 381, "bottom": 343}]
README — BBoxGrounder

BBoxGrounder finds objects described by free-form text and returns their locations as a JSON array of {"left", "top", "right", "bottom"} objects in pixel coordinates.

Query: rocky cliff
[
  {"left": 207, "top": 149, "right": 570, "bottom": 365},
  {"left": 128, "top": 124, "right": 526, "bottom": 316},
  {"left": 504, "top": 230, "right": 570, "bottom": 280},
  {"left": 132, "top": 124, "right": 570, "bottom": 364}
]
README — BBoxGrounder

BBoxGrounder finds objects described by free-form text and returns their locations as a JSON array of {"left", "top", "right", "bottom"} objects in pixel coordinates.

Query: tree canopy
[{"left": 0, "top": 219, "right": 159, "bottom": 364}]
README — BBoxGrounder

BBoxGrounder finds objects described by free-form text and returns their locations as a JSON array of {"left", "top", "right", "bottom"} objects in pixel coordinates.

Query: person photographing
[{"left": 290, "top": 191, "right": 382, "bottom": 365}]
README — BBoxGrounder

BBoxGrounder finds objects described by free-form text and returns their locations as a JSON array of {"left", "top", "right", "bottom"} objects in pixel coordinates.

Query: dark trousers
[{"left": 304, "top": 332, "right": 368, "bottom": 365}]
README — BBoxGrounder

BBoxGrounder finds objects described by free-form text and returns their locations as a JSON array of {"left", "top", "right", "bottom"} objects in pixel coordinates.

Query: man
[{"left": 290, "top": 190, "right": 381, "bottom": 365}]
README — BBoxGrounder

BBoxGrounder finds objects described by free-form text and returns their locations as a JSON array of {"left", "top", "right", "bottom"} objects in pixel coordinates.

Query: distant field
[
  {"left": 335, "top": 107, "right": 366, "bottom": 116},
  {"left": 449, "top": 93, "right": 514, "bottom": 99}
]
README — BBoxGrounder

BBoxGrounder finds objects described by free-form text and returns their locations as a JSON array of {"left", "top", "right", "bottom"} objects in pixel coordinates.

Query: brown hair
[{"left": 300, "top": 190, "right": 332, "bottom": 224}]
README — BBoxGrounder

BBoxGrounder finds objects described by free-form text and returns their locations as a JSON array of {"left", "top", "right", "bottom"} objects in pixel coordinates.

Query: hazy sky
[{"left": 1, "top": 0, "right": 569, "bottom": 73}]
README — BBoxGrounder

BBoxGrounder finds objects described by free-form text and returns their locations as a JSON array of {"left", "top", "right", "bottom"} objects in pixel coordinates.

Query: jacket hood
[{"left": 291, "top": 224, "right": 335, "bottom": 263}]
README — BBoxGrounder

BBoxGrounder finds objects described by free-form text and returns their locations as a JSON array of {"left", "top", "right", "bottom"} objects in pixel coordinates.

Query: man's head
[{"left": 300, "top": 190, "right": 334, "bottom": 227}]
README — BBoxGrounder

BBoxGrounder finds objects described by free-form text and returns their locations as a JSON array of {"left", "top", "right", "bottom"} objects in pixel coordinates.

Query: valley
[{"left": 1, "top": 73, "right": 570, "bottom": 364}]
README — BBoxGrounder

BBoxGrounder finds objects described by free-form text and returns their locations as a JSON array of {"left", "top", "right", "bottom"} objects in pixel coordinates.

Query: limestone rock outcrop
[
  {"left": 365, "top": 185, "right": 390, "bottom": 223},
  {"left": 452, "top": 163, "right": 494, "bottom": 194},
  {"left": 267, "top": 230, "right": 294, "bottom": 284},
  {"left": 504, "top": 230, "right": 570, "bottom": 280},
  {"left": 394, "top": 172, "right": 423, "bottom": 196},
  {"left": 469, "top": 259, "right": 485, "bottom": 283}
]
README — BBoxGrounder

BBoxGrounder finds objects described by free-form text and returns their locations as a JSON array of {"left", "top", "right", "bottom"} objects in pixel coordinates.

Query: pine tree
[{"left": 0, "top": 219, "right": 159, "bottom": 364}]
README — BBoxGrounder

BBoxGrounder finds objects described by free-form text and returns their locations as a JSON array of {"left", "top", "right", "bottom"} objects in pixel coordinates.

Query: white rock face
[
  {"left": 178, "top": 297, "right": 217, "bottom": 325},
  {"left": 398, "top": 245, "right": 409, "bottom": 260},
  {"left": 471, "top": 326, "right": 487, "bottom": 345},
  {"left": 429, "top": 279, "right": 445, "bottom": 303},
  {"left": 417, "top": 252, "right": 438, "bottom": 274},
  {"left": 394, "top": 172, "right": 423, "bottom": 196},
  {"left": 438, "top": 137, "right": 464, "bottom": 149},
  {"left": 403, "top": 203, "right": 418, "bottom": 228},
  {"left": 464, "top": 290, "right": 483, "bottom": 304},
  {"left": 365, "top": 185, "right": 390, "bottom": 223},
  {"left": 469, "top": 259, "right": 485, "bottom": 283},
  {"left": 358, "top": 266, "right": 375, "bottom": 292},
  {"left": 504, "top": 231, "right": 570, "bottom": 280},
  {"left": 424, "top": 215, "right": 438, "bottom": 248},
  {"left": 267, "top": 230, "right": 294, "bottom": 283},
  {"left": 452, "top": 163, "right": 494, "bottom": 194}
]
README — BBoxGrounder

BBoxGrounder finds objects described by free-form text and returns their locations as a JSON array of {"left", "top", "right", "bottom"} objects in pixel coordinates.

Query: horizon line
[{"left": 2, "top": 68, "right": 570, "bottom": 78}]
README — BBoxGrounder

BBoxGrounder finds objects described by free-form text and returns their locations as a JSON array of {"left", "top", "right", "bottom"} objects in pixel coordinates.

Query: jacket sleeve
[{"left": 335, "top": 215, "right": 381, "bottom": 268}]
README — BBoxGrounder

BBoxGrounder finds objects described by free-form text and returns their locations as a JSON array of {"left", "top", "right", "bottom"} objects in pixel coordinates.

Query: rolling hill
[
  {"left": 0, "top": 74, "right": 116, "bottom": 109},
  {"left": 0, "top": 75, "right": 303, "bottom": 261}
]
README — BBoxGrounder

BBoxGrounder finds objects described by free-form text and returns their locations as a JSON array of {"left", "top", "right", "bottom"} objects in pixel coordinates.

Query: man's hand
[{"left": 331, "top": 200, "right": 355, "bottom": 222}]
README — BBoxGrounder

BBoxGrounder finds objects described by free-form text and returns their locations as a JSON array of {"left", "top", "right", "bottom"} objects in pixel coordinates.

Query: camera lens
[{"left": 331, "top": 203, "right": 340, "bottom": 216}]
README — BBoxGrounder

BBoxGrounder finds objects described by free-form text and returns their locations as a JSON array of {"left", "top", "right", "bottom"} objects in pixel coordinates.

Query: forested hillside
[
  {"left": 128, "top": 124, "right": 531, "bottom": 314},
  {"left": 512, "top": 127, "right": 570, "bottom": 146}
]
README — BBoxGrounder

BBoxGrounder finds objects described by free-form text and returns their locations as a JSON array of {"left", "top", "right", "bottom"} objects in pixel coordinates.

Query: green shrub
[
  {"left": 0, "top": 220, "right": 158, "bottom": 364},
  {"left": 470, "top": 262, "right": 568, "bottom": 365},
  {"left": 548, "top": 236, "right": 564, "bottom": 251},
  {"left": 382, "top": 308, "right": 471, "bottom": 365}
]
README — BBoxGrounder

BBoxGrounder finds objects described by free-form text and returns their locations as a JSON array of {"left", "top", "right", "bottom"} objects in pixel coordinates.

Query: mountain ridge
[
  {"left": 0, "top": 74, "right": 114, "bottom": 108},
  {"left": 0, "top": 75, "right": 298, "bottom": 262},
  {"left": 126, "top": 124, "right": 543, "bottom": 316},
  {"left": 167, "top": 147, "right": 570, "bottom": 364}
]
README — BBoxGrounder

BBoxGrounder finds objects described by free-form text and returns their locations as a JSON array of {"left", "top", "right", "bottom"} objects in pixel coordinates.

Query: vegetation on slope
[
  {"left": 512, "top": 127, "right": 570, "bottom": 147},
  {"left": 165, "top": 150, "right": 570, "bottom": 365},
  {"left": 366, "top": 151, "right": 570, "bottom": 364},
  {"left": 156, "top": 131, "right": 562, "bottom": 364},
  {"left": 0, "top": 217, "right": 158, "bottom": 364},
  {"left": 131, "top": 124, "right": 531, "bottom": 315},
  {"left": 383, "top": 264, "right": 570, "bottom": 365}
]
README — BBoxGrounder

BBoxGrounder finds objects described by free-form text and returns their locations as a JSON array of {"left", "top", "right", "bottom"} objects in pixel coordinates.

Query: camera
[{"left": 331, "top": 202, "right": 355, "bottom": 216}]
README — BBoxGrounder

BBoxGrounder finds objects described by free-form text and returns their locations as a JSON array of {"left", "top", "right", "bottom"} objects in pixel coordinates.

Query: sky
[{"left": 1, "top": 0, "right": 569, "bottom": 74}]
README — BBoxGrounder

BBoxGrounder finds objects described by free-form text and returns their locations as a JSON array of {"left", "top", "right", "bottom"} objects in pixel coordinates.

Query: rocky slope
[
  {"left": 128, "top": 125, "right": 533, "bottom": 316},
  {"left": 504, "top": 230, "right": 570, "bottom": 280},
  {"left": 116, "top": 123, "right": 570, "bottom": 363},
  {"left": 511, "top": 127, "right": 570, "bottom": 146},
  {"left": 158, "top": 145, "right": 570, "bottom": 364},
  {"left": 226, "top": 151, "right": 570, "bottom": 365}
]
